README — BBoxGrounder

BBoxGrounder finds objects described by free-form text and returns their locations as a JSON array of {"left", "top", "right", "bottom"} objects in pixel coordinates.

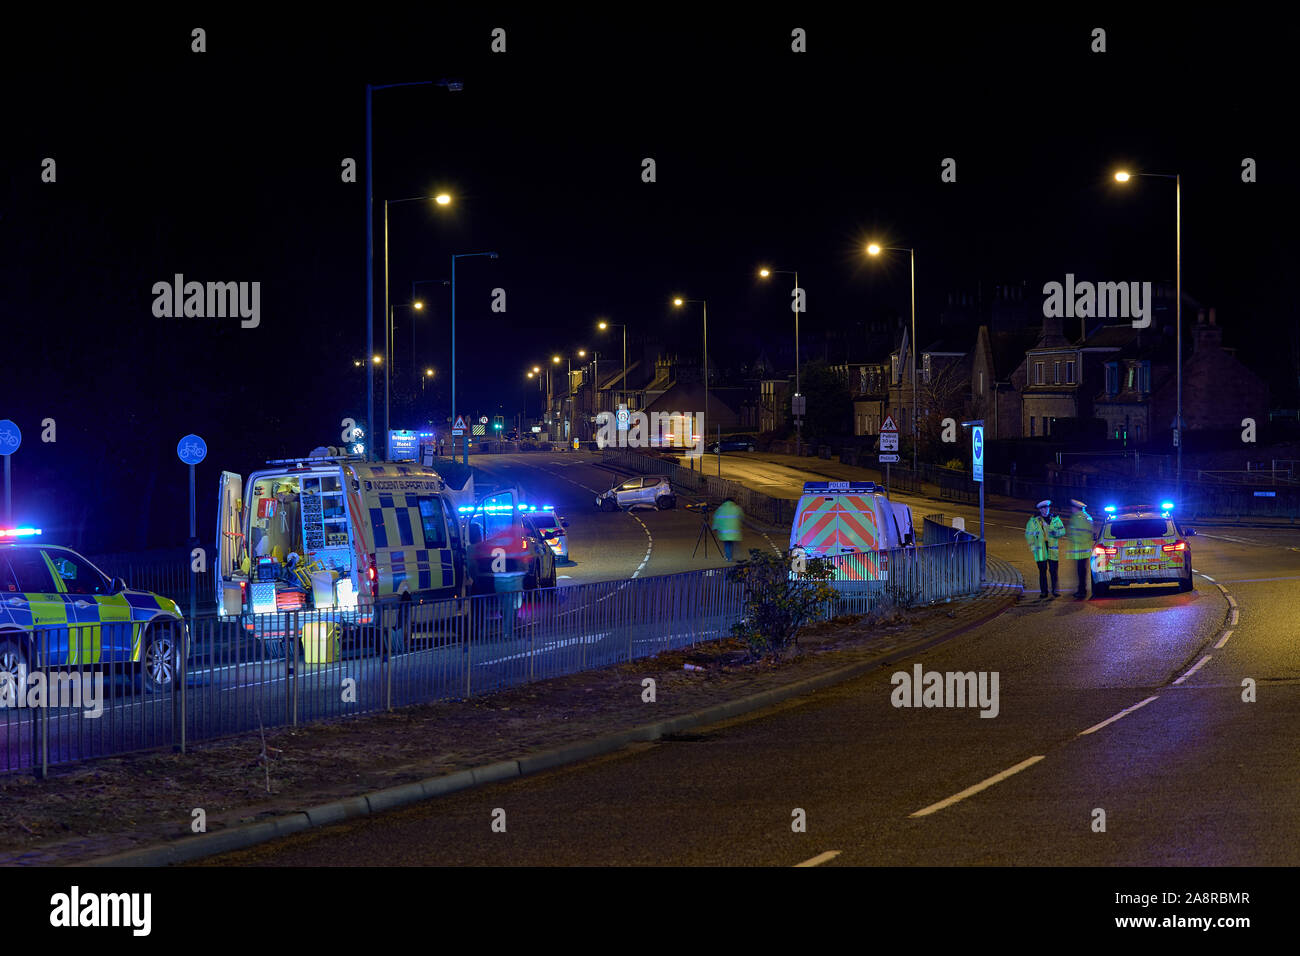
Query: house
[{"left": 969, "top": 325, "right": 1038, "bottom": 439}]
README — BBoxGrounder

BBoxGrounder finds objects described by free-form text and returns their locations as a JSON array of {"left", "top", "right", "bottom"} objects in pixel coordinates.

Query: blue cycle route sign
[
  {"left": 972, "top": 425, "right": 984, "bottom": 483},
  {"left": 177, "top": 434, "right": 207, "bottom": 466},
  {"left": 0, "top": 420, "right": 20, "bottom": 455}
]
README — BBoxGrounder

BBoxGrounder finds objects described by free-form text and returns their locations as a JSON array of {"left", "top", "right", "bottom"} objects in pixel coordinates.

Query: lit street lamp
[
  {"left": 672, "top": 296, "right": 709, "bottom": 439},
  {"left": 1114, "top": 168, "right": 1182, "bottom": 497},
  {"left": 867, "top": 243, "right": 918, "bottom": 475},
  {"left": 758, "top": 266, "right": 803, "bottom": 455},
  {"left": 597, "top": 319, "right": 629, "bottom": 412}
]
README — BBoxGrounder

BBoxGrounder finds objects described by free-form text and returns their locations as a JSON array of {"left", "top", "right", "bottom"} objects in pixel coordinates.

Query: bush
[
  {"left": 728, "top": 549, "right": 838, "bottom": 660},
  {"left": 943, "top": 458, "right": 965, "bottom": 471}
]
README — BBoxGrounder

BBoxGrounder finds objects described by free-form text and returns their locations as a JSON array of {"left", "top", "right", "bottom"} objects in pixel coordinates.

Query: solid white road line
[
  {"left": 909, "top": 755, "right": 1046, "bottom": 818},
  {"left": 1077, "top": 695, "right": 1160, "bottom": 736},
  {"left": 1214, "top": 630, "right": 1234, "bottom": 649},
  {"left": 1225, "top": 594, "right": 1238, "bottom": 608},
  {"left": 795, "top": 850, "right": 841, "bottom": 867},
  {"left": 1230, "top": 608, "right": 1239, "bottom": 626},
  {"left": 1173, "top": 655, "right": 1213, "bottom": 685},
  {"left": 1200, "top": 574, "right": 1215, "bottom": 582}
]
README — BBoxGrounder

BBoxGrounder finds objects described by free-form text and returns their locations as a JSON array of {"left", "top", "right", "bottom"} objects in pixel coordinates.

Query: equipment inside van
[
  {"left": 789, "top": 481, "right": 913, "bottom": 580},
  {"left": 216, "top": 455, "right": 475, "bottom": 624}
]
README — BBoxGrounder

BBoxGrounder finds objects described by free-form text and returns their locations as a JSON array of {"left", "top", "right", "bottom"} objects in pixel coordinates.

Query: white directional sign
[
  {"left": 879, "top": 454, "right": 900, "bottom": 463},
  {"left": 972, "top": 425, "right": 984, "bottom": 483}
]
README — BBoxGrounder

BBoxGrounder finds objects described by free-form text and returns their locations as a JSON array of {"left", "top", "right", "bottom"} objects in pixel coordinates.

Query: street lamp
[
  {"left": 451, "top": 251, "right": 499, "bottom": 464},
  {"left": 1114, "top": 168, "right": 1182, "bottom": 497},
  {"left": 867, "top": 243, "right": 918, "bottom": 476},
  {"left": 598, "top": 319, "right": 629, "bottom": 413},
  {"left": 758, "top": 266, "right": 803, "bottom": 454},
  {"left": 672, "top": 296, "right": 709, "bottom": 440},
  {"left": 383, "top": 195, "right": 454, "bottom": 458}
]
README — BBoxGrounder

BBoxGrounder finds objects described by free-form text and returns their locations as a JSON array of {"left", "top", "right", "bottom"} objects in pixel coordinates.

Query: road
[{"left": 202, "top": 453, "right": 1300, "bottom": 865}]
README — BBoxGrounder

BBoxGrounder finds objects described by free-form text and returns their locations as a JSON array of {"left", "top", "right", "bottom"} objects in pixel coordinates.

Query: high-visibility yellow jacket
[
  {"left": 1025, "top": 514, "right": 1065, "bottom": 561},
  {"left": 711, "top": 500, "right": 744, "bottom": 541},
  {"left": 1063, "top": 510, "right": 1094, "bottom": 560}
]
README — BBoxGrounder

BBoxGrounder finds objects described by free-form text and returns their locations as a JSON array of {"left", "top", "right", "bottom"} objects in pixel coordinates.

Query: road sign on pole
[
  {"left": 879, "top": 454, "right": 900, "bottom": 463},
  {"left": 0, "top": 419, "right": 20, "bottom": 524},
  {"left": 880, "top": 414, "right": 899, "bottom": 455},
  {"left": 972, "top": 425, "right": 984, "bottom": 483}
]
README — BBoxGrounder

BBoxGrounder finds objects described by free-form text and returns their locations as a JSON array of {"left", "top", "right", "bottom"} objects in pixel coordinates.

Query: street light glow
[
  {"left": 552, "top": 355, "right": 561, "bottom": 363},
  {"left": 758, "top": 268, "right": 771, "bottom": 277},
  {"left": 673, "top": 297, "right": 684, "bottom": 307},
  {"left": 867, "top": 243, "right": 882, "bottom": 256},
  {"left": 425, "top": 368, "right": 434, "bottom": 377},
  {"left": 413, "top": 301, "right": 424, "bottom": 310},
  {"left": 598, "top": 320, "right": 607, "bottom": 329},
  {"left": 372, "top": 355, "right": 382, "bottom": 364},
  {"left": 435, "top": 193, "right": 452, "bottom": 205},
  {"left": 532, "top": 366, "right": 541, "bottom": 373},
  {"left": 577, "top": 349, "right": 586, "bottom": 357},
  {"left": 1114, "top": 171, "right": 1131, "bottom": 183}
]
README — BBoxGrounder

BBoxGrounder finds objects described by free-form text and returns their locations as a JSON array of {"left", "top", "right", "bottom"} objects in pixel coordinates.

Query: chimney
[{"left": 1193, "top": 306, "right": 1222, "bottom": 354}]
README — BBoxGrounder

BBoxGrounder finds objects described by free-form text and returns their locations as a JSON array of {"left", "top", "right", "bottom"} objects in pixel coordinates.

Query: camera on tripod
[{"left": 686, "top": 501, "right": 713, "bottom": 515}]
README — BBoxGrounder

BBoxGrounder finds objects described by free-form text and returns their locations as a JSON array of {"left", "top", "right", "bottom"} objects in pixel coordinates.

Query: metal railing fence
[{"left": 2, "top": 541, "right": 981, "bottom": 777}]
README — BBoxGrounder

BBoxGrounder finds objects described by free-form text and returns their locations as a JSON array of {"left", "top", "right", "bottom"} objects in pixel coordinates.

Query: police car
[
  {"left": 0, "top": 529, "right": 186, "bottom": 694},
  {"left": 1090, "top": 503, "right": 1195, "bottom": 596},
  {"left": 521, "top": 505, "right": 570, "bottom": 562}
]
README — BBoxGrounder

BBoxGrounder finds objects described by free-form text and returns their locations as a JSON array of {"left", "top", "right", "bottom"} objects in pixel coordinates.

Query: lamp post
[
  {"left": 450, "top": 251, "right": 499, "bottom": 464},
  {"left": 867, "top": 244, "right": 918, "bottom": 476},
  {"left": 598, "top": 320, "right": 628, "bottom": 411},
  {"left": 672, "top": 297, "right": 709, "bottom": 441},
  {"left": 1114, "top": 169, "right": 1182, "bottom": 497},
  {"left": 758, "top": 267, "right": 803, "bottom": 454}
]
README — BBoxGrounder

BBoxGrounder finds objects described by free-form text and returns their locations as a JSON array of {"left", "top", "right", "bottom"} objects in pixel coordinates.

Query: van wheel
[
  {"left": 139, "top": 621, "right": 181, "bottom": 694},
  {"left": 0, "top": 638, "right": 30, "bottom": 701}
]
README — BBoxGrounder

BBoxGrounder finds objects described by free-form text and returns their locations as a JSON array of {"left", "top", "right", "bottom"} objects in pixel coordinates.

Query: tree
[
  {"left": 798, "top": 361, "right": 852, "bottom": 444},
  {"left": 728, "top": 549, "right": 838, "bottom": 660}
]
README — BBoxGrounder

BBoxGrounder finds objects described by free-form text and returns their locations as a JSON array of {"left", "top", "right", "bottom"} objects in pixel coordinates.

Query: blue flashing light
[
  {"left": 1103, "top": 505, "right": 1116, "bottom": 513},
  {"left": 1160, "top": 501, "right": 1175, "bottom": 510},
  {"left": 0, "top": 527, "right": 42, "bottom": 537}
]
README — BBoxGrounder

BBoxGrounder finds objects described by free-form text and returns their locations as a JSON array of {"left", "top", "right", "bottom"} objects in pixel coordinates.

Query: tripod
[{"left": 691, "top": 509, "right": 723, "bottom": 559}]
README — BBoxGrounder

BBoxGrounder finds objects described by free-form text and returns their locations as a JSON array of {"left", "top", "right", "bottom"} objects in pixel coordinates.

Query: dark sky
[{"left": 2, "top": 11, "right": 1293, "bottom": 551}]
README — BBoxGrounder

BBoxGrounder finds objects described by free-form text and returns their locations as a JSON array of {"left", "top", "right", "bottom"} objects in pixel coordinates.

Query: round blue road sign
[
  {"left": 0, "top": 420, "right": 20, "bottom": 455},
  {"left": 177, "top": 434, "right": 207, "bottom": 465}
]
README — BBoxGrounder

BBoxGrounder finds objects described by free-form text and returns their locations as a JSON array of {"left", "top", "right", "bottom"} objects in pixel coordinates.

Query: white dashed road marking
[
  {"left": 1077, "top": 695, "right": 1160, "bottom": 736},
  {"left": 795, "top": 851, "right": 841, "bottom": 867},
  {"left": 1173, "top": 655, "right": 1213, "bottom": 685},
  {"left": 1214, "top": 630, "right": 1234, "bottom": 649},
  {"left": 909, "top": 756, "right": 1046, "bottom": 818}
]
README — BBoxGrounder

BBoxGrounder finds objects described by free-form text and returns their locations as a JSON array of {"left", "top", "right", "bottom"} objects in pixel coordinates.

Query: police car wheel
[
  {"left": 0, "top": 639, "right": 29, "bottom": 699},
  {"left": 1178, "top": 560, "right": 1194, "bottom": 592},
  {"left": 601, "top": 498, "right": 617, "bottom": 512},
  {"left": 139, "top": 625, "right": 180, "bottom": 693},
  {"left": 1092, "top": 580, "right": 1109, "bottom": 597}
]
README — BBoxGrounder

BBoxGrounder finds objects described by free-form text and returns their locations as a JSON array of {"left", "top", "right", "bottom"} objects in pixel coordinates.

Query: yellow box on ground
[{"left": 301, "top": 622, "right": 340, "bottom": 664}]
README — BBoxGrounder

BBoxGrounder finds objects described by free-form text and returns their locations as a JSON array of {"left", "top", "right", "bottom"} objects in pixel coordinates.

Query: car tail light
[
  {"left": 1095, "top": 545, "right": 1117, "bottom": 556},
  {"left": 367, "top": 554, "right": 378, "bottom": 598},
  {"left": 240, "top": 580, "right": 247, "bottom": 606},
  {"left": 1162, "top": 540, "right": 1187, "bottom": 552}
]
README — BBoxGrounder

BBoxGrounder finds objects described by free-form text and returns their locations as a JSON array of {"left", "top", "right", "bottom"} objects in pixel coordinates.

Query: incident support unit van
[
  {"left": 216, "top": 455, "right": 486, "bottom": 623},
  {"left": 788, "top": 481, "right": 914, "bottom": 580}
]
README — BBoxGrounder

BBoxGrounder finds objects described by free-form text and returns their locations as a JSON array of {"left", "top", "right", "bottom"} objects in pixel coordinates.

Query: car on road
[
  {"left": 706, "top": 437, "right": 757, "bottom": 453},
  {"left": 523, "top": 507, "right": 570, "bottom": 562},
  {"left": 595, "top": 476, "right": 676, "bottom": 511},
  {"left": 1090, "top": 504, "right": 1194, "bottom": 596},
  {"left": 0, "top": 532, "right": 186, "bottom": 693}
]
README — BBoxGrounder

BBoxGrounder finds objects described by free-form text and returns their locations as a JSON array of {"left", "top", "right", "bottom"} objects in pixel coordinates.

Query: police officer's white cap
[
  {"left": 1070, "top": 498, "right": 1086, "bottom": 508},
  {"left": 1036, "top": 499, "right": 1051, "bottom": 509}
]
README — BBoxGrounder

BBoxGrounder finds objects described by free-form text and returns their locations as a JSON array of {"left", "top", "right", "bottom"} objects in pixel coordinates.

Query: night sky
[{"left": 3, "top": 12, "right": 1293, "bottom": 552}]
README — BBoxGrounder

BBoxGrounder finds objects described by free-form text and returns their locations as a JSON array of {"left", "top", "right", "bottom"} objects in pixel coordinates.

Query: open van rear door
[{"left": 216, "top": 470, "right": 244, "bottom": 616}]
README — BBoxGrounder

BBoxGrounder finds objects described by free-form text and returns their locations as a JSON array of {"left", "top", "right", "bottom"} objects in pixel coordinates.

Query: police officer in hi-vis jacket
[
  {"left": 1025, "top": 499, "right": 1065, "bottom": 598},
  {"left": 1064, "top": 498, "right": 1095, "bottom": 599}
]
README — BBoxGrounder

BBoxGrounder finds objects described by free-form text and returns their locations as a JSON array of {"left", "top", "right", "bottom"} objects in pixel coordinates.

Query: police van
[
  {"left": 215, "top": 454, "right": 533, "bottom": 628},
  {"left": 789, "top": 481, "right": 914, "bottom": 580}
]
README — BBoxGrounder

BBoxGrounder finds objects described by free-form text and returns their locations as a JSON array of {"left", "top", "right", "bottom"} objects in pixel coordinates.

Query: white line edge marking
[
  {"left": 1173, "top": 655, "right": 1212, "bottom": 685},
  {"left": 1077, "top": 695, "right": 1160, "bottom": 736},
  {"left": 1225, "top": 594, "right": 1237, "bottom": 608},
  {"left": 1200, "top": 574, "right": 1214, "bottom": 581},
  {"left": 795, "top": 850, "right": 841, "bottom": 867},
  {"left": 908, "top": 755, "right": 1046, "bottom": 818},
  {"left": 1214, "top": 630, "right": 1233, "bottom": 649},
  {"left": 1230, "top": 608, "right": 1239, "bottom": 626},
  {"left": 1216, "top": 584, "right": 1228, "bottom": 593}
]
